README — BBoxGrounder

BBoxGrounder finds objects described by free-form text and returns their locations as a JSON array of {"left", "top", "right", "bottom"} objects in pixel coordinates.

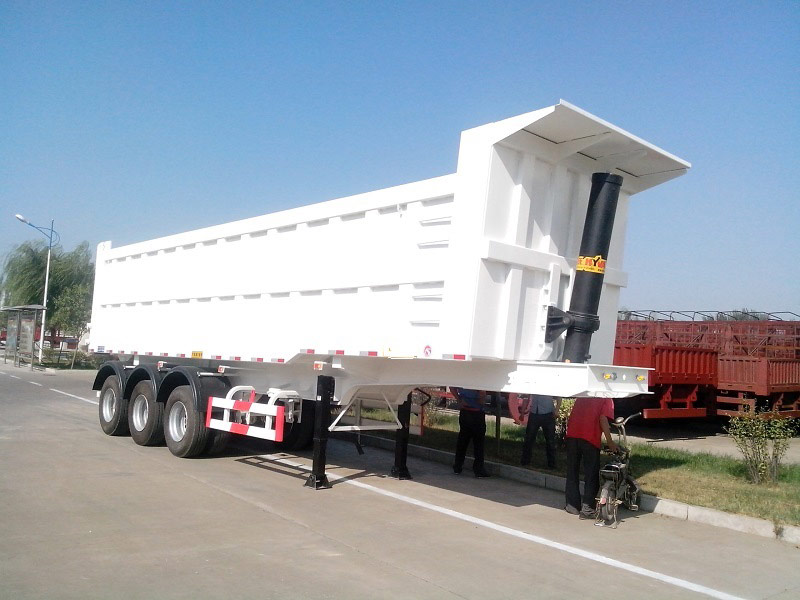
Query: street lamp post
[{"left": 14, "top": 214, "right": 59, "bottom": 364}]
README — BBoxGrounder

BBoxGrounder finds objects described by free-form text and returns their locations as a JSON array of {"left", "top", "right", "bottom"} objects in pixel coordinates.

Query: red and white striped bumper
[{"left": 205, "top": 390, "right": 285, "bottom": 442}]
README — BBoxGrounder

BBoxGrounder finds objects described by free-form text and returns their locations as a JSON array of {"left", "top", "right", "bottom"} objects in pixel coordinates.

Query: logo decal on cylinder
[{"left": 576, "top": 255, "right": 606, "bottom": 274}]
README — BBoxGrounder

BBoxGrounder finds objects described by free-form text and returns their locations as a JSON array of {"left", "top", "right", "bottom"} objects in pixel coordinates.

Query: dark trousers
[
  {"left": 565, "top": 437, "right": 600, "bottom": 511},
  {"left": 521, "top": 412, "right": 556, "bottom": 468},
  {"left": 454, "top": 410, "right": 486, "bottom": 472}
]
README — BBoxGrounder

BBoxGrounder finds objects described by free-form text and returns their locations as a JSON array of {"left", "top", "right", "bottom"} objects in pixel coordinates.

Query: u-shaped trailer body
[{"left": 90, "top": 101, "right": 689, "bottom": 481}]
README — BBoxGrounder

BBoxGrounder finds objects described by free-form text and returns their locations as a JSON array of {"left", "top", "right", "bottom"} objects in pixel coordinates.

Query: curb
[{"left": 361, "top": 435, "right": 800, "bottom": 546}]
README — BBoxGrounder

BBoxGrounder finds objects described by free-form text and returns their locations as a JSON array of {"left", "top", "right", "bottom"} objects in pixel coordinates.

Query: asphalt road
[{"left": 1, "top": 362, "right": 798, "bottom": 600}]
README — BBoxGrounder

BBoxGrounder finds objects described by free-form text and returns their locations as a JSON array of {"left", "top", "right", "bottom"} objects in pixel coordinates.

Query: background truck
[
  {"left": 90, "top": 101, "right": 689, "bottom": 485},
  {"left": 614, "top": 313, "right": 800, "bottom": 418}
]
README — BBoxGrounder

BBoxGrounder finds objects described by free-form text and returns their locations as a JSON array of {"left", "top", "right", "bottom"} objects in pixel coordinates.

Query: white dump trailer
[{"left": 91, "top": 101, "right": 689, "bottom": 481}]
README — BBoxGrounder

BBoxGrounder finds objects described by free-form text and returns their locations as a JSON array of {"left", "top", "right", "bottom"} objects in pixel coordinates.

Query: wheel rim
[
  {"left": 132, "top": 394, "right": 149, "bottom": 431},
  {"left": 101, "top": 388, "right": 116, "bottom": 422},
  {"left": 168, "top": 401, "right": 188, "bottom": 442}
]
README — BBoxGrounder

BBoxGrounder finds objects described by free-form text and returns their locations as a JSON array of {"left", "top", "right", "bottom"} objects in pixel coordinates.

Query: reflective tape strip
[
  {"left": 205, "top": 396, "right": 213, "bottom": 429},
  {"left": 230, "top": 422, "right": 250, "bottom": 436},
  {"left": 360, "top": 351, "right": 379, "bottom": 357},
  {"left": 271, "top": 358, "right": 285, "bottom": 363}
]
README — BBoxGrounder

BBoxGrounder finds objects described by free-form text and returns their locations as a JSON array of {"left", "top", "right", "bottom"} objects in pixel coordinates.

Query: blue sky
[{"left": 2, "top": 1, "right": 798, "bottom": 313}]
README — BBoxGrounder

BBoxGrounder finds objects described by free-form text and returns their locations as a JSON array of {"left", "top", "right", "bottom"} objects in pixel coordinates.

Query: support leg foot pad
[
  {"left": 304, "top": 474, "right": 331, "bottom": 489},
  {"left": 390, "top": 466, "right": 412, "bottom": 480}
]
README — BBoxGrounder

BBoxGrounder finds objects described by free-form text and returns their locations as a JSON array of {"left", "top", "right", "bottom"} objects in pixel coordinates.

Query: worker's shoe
[
  {"left": 474, "top": 469, "right": 490, "bottom": 478},
  {"left": 578, "top": 504, "right": 596, "bottom": 519},
  {"left": 565, "top": 504, "right": 580, "bottom": 515}
]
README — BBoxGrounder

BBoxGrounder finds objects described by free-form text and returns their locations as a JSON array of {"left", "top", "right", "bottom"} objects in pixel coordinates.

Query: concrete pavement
[{"left": 625, "top": 421, "right": 800, "bottom": 464}]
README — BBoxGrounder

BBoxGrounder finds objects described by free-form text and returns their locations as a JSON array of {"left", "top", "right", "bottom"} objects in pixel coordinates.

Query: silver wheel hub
[
  {"left": 132, "top": 394, "right": 149, "bottom": 431},
  {"left": 101, "top": 388, "right": 116, "bottom": 422},
  {"left": 168, "top": 401, "right": 188, "bottom": 442}
]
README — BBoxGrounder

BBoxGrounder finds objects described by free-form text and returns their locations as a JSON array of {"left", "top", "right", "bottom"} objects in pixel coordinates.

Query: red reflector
[
  {"left": 368, "top": 351, "right": 378, "bottom": 357},
  {"left": 161, "top": 353, "right": 169, "bottom": 357},
  {"left": 132, "top": 351, "right": 138, "bottom": 355},
  {"left": 146, "top": 352, "right": 153, "bottom": 356},
  {"left": 305, "top": 349, "right": 315, "bottom": 354},
  {"left": 179, "top": 354, "right": 186, "bottom": 358},
  {"left": 230, "top": 423, "right": 249, "bottom": 436},
  {"left": 214, "top": 355, "right": 222, "bottom": 360},
  {"left": 234, "top": 356, "right": 241, "bottom": 361},
  {"left": 273, "top": 358, "right": 285, "bottom": 363},
  {"left": 256, "top": 357, "right": 264, "bottom": 363},
  {"left": 335, "top": 350, "right": 344, "bottom": 355},
  {"left": 453, "top": 354, "right": 466, "bottom": 360}
]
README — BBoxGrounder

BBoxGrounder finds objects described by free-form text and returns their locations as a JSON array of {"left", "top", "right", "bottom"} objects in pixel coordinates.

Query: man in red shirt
[{"left": 564, "top": 397, "right": 618, "bottom": 518}]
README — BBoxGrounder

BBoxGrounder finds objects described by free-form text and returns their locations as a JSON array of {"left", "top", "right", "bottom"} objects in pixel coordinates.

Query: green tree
[
  {"left": 50, "top": 283, "right": 93, "bottom": 368},
  {"left": 1, "top": 241, "right": 94, "bottom": 340},
  {"left": 0, "top": 240, "right": 50, "bottom": 306}
]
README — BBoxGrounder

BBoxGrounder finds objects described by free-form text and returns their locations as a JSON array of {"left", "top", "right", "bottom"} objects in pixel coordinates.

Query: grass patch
[
  {"left": 631, "top": 444, "right": 800, "bottom": 526},
  {"left": 369, "top": 408, "right": 800, "bottom": 526}
]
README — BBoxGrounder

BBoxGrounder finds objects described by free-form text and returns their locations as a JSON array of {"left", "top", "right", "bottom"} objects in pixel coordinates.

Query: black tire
[
  {"left": 128, "top": 380, "right": 165, "bottom": 446},
  {"left": 274, "top": 399, "right": 315, "bottom": 450},
  {"left": 204, "top": 429, "right": 231, "bottom": 456},
  {"left": 200, "top": 376, "right": 231, "bottom": 456},
  {"left": 164, "top": 385, "right": 208, "bottom": 458},
  {"left": 98, "top": 376, "right": 129, "bottom": 436}
]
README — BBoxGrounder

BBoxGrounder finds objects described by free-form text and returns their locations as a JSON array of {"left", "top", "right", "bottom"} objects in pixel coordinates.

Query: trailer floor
[{"left": 1, "top": 363, "right": 798, "bottom": 600}]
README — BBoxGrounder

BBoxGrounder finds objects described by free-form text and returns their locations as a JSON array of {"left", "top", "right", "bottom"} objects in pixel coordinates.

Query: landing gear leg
[
  {"left": 391, "top": 394, "right": 413, "bottom": 480},
  {"left": 305, "top": 375, "right": 334, "bottom": 490}
]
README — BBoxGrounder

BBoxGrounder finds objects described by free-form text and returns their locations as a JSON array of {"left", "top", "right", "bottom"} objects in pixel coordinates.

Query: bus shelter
[{"left": 1, "top": 305, "right": 44, "bottom": 370}]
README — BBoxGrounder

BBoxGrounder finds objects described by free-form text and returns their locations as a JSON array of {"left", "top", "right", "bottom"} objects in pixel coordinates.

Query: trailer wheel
[
  {"left": 99, "top": 376, "right": 129, "bottom": 436},
  {"left": 164, "top": 385, "right": 209, "bottom": 458},
  {"left": 204, "top": 429, "right": 231, "bottom": 456},
  {"left": 275, "top": 399, "right": 315, "bottom": 450},
  {"left": 128, "top": 380, "right": 165, "bottom": 446}
]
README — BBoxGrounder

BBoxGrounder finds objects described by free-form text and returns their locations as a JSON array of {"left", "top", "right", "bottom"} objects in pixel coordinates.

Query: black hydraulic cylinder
[
  {"left": 390, "top": 394, "right": 413, "bottom": 480},
  {"left": 562, "top": 172, "right": 623, "bottom": 364},
  {"left": 305, "top": 375, "right": 334, "bottom": 490}
]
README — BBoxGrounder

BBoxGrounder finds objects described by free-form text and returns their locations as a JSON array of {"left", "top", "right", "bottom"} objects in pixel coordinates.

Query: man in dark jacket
[
  {"left": 451, "top": 387, "right": 490, "bottom": 477},
  {"left": 520, "top": 394, "right": 561, "bottom": 469}
]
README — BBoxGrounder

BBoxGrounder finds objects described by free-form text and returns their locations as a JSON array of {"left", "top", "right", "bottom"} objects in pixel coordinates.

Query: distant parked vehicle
[{"left": 614, "top": 314, "right": 800, "bottom": 418}]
